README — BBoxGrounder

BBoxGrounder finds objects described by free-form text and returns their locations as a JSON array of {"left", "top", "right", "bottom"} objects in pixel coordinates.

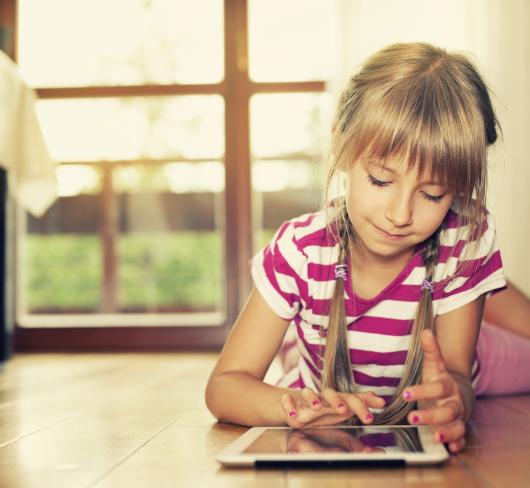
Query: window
[{"left": 9, "top": 0, "right": 333, "bottom": 349}]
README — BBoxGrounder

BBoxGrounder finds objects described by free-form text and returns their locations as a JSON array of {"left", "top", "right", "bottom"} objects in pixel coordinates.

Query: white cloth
[{"left": 0, "top": 50, "right": 56, "bottom": 217}]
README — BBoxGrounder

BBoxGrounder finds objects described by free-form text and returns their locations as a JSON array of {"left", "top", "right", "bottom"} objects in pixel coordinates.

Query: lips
[{"left": 372, "top": 223, "right": 409, "bottom": 239}]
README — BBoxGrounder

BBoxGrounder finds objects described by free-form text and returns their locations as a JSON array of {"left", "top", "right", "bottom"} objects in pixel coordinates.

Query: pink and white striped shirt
[{"left": 250, "top": 207, "right": 506, "bottom": 405}]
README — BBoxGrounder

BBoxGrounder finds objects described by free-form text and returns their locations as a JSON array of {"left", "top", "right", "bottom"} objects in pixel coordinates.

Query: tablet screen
[{"left": 242, "top": 427, "right": 424, "bottom": 455}]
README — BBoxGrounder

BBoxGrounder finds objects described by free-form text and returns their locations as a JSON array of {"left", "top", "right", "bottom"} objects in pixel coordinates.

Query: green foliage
[
  {"left": 24, "top": 232, "right": 223, "bottom": 312},
  {"left": 24, "top": 235, "right": 101, "bottom": 309},
  {"left": 118, "top": 232, "right": 222, "bottom": 309}
]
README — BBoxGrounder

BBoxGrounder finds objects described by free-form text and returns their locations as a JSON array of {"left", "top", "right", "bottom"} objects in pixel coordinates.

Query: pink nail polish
[
  {"left": 365, "top": 413, "right": 374, "bottom": 421},
  {"left": 337, "top": 402, "right": 345, "bottom": 408},
  {"left": 403, "top": 391, "right": 412, "bottom": 400},
  {"left": 438, "top": 432, "right": 445, "bottom": 442},
  {"left": 288, "top": 410, "right": 297, "bottom": 418},
  {"left": 312, "top": 400, "right": 321, "bottom": 407},
  {"left": 411, "top": 415, "right": 419, "bottom": 424}
]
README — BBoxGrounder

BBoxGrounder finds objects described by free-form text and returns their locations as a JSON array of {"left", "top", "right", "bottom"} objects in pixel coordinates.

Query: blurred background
[{"left": 0, "top": 0, "right": 528, "bottom": 353}]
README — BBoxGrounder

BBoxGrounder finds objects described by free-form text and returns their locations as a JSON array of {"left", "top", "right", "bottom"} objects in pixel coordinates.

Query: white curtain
[{"left": 330, "top": 0, "right": 530, "bottom": 294}]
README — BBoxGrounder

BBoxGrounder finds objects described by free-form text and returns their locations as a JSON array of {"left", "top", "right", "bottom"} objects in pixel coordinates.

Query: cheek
[
  {"left": 415, "top": 202, "right": 451, "bottom": 234},
  {"left": 346, "top": 190, "right": 376, "bottom": 219},
  {"left": 346, "top": 180, "right": 382, "bottom": 216}
]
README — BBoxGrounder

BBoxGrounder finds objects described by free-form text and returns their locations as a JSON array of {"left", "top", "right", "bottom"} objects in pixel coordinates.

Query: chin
[{"left": 365, "top": 239, "right": 417, "bottom": 259}]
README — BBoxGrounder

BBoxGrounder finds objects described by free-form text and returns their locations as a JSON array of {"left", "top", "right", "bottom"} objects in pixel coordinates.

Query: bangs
[{"left": 342, "top": 76, "right": 487, "bottom": 200}]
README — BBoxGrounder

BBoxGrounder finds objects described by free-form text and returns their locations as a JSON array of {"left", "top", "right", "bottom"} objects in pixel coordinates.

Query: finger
[
  {"left": 420, "top": 330, "right": 448, "bottom": 374},
  {"left": 339, "top": 394, "right": 376, "bottom": 424},
  {"left": 432, "top": 419, "right": 466, "bottom": 445},
  {"left": 447, "top": 437, "right": 466, "bottom": 454},
  {"left": 280, "top": 393, "right": 298, "bottom": 419},
  {"left": 357, "top": 391, "right": 387, "bottom": 408},
  {"left": 301, "top": 387, "right": 323, "bottom": 410},
  {"left": 407, "top": 400, "right": 461, "bottom": 425},
  {"left": 321, "top": 388, "right": 351, "bottom": 414},
  {"left": 302, "top": 411, "right": 354, "bottom": 428},
  {"left": 402, "top": 379, "right": 455, "bottom": 403}
]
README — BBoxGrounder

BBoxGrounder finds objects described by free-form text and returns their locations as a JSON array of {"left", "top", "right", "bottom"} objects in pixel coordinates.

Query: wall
[{"left": 332, "top": 0, "right": 530, "bottom": 294}]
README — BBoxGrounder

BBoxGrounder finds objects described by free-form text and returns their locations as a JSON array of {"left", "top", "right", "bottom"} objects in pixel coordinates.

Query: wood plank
[
  {"left": 92, "top": 424, "right": 285, "bottom": 487},
  {"left": 494, "top": 394, "right": 530, "bottom": 417},
  {"left": 0, "top": 353, "right": 219, "bottom": 486},
  {"left": 458, "top": 447, "right": 530, "bottom": 488},
  {"left": 1, "top": 353, "right": 529, "bottom": 487},
  {"left": 465, "top": 397, "right": 530, "bottom": 449}
]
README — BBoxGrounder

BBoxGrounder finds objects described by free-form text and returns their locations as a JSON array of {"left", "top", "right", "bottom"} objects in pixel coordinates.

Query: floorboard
[{"left": 0, "top": 353, "right": 528, "bottom": 487}]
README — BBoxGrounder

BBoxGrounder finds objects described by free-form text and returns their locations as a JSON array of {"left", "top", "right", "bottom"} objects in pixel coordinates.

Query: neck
[{"left": 351, "top": 243, "right": 417, "bottom": 273}]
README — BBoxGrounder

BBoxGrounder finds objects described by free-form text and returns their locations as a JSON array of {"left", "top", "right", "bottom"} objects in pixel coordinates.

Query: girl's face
[{"left": 345, "top": 156, "right": 454, "bottom": 267}]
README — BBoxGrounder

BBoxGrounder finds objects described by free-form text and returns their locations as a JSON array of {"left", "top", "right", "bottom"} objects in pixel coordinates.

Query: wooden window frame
[{"left": 5, "top": 0, "right": 325, "bottom": 351}]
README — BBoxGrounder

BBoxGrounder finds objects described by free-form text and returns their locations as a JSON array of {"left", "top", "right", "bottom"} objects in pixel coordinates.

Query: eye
[
  {"left": 367, "top": 174, "right": 390, "bottom": 187},
  {"left": 421, "top": 191, "right": 445, "bottom": 203}
]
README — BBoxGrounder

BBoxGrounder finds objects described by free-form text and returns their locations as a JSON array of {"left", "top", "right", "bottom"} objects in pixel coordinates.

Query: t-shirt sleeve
[
  {"left": 436, "top": 211, "right": 507, "bottom": 316},
  {"left": 249, "top": 219, "right": 307, "bottom": 320}
]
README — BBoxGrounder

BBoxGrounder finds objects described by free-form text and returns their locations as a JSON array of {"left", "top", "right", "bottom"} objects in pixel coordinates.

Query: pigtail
[
  {"left": 373, "top": 229, "right": 440, "bottom": 425},
  {"left": 321, "top": 202, "right": 355, "bottom": 393},
  {"left": 322, "top": 206, "right": 442, "bottom": 425}
]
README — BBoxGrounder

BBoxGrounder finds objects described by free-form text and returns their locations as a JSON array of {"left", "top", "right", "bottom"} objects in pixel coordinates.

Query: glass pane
[
  {"left": 250, "top": 93, "right": 330, "bottom": 158},
  {"left": 252, "top": 160, "right": 322, "bottom": 250},
  {"left": 35, "top": 96, "right": 224, "bottom": 162},
  {"left": 22, "top": 161, "right": 225, "bottom": 316},
  {"left": 115, "top": 162, "right": 224, "bottom": 313},
  {"left": 18, "top": 0, "right": 224, "bottom": 86},
  {"left": 250, "top": 93, "right": 331, "bottom": 250},
  {"left": 249, "top": 0, "right": 335, "bottom": 82},
  {"left": 23, "top": 167, "right": 103, "bottom": 313}
]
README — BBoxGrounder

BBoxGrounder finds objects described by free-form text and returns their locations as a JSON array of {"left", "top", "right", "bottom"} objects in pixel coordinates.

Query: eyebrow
[{"left": 366, "top": 160, "right": 443, "bottom": 187}]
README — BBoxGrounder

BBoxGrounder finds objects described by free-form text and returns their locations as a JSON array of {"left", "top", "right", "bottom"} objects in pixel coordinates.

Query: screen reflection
[{"left": 243, "top": 427, "right": 424, "bottom": 455}]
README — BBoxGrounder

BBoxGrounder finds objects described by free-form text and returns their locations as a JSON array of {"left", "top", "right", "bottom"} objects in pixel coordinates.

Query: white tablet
[{"left": 216, "top": 425, "right": 449, "bottom": 467}]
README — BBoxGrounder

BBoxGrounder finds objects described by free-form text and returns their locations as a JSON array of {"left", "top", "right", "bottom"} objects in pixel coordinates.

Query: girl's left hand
[{"left": 401, "top": 330, "right": 469, "bottom": 454}]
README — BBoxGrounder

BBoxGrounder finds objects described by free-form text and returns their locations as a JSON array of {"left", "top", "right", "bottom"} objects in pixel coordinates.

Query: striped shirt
[{"left": 250, "top": 206, "right": 506, "bottom": 405}]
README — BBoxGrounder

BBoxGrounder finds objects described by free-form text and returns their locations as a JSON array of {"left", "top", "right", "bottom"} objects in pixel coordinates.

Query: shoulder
[
  {"left": 437, "top": 202, "right": 498, "bottom": 261},
  {"left": 433, "top": 202, "right": 505, "bottom": 312},
  {"left": 250, "top": 210, "right": 331, "bottom": 318},
  {"left": 274, "top": 208, "right": 335, "bottom": 254}
]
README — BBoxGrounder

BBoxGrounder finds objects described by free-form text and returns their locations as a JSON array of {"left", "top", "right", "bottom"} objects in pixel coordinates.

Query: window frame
[{"left": 6, "top": 0, "right": 325, "bottom": 351}]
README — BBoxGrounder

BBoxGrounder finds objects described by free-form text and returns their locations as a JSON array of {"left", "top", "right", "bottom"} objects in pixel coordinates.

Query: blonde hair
[{"left": 322, "top": 42, "right": 500, "bottom": 424}]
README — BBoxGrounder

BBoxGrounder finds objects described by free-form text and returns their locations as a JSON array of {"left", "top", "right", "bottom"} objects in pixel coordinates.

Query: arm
[
  {"left": 205, "top": 286, "right": 298, "bottom": 426},
  {"left": 483, "top": 280, "right": 530, "bottom": 339},
  {"left": 402, "top": 294, "right": 485, "bottom": 453},
  {"left": 205, "top": 287, "right": 386, "bottom": 427},
  {"left": 434, "top": 293, "right": 485, "bottom": 421}
]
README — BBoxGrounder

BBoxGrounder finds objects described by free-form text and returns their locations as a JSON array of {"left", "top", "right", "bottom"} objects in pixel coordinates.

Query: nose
[{"left": 384, "top": 191, "right": 413, "bottom": 228}]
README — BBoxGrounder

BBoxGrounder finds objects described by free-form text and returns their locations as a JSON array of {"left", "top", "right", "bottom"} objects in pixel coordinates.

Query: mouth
[{"left": 372, "top": 223, "right": 409, "bottom": 240}]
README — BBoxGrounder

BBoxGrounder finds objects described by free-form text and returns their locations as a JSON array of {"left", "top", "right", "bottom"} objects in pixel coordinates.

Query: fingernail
[
  {"left": 403, "top": 391, "right": 412, "bottom": 400},
  {"left": 411, "top": 414, "right": 420, "bottom": 424},
  {"left": 438, "top": 432, "right": 445, "bottom": 442},
  {"left": 365, "top": 413, "right": 374, "bottom": 421},
  {"left": 288, "top": 410, "right": 297, "bottom": 418},
  {"left": 312, "top": 400, "right": 321, "bottom": 407},
  {"left": 336, "top": 402, "right": 345, "bottom": 409}
]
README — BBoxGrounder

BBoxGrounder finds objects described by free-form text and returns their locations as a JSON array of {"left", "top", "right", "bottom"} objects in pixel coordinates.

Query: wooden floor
[{"left": 0, "top": 353, "right": 529, "bottom": 487}]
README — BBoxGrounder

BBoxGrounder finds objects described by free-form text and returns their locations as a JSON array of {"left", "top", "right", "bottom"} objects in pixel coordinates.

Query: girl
[{"left": 206, "top": 42, "right": 530, "bottom": 454}]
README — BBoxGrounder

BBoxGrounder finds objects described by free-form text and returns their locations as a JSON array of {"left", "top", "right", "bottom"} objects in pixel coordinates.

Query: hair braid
[
  {"left": 373, "top": 229, "right": 441, "bottom": 425},
  {"left": 321, "top": 202, "right": 355, "bottom": 393}
]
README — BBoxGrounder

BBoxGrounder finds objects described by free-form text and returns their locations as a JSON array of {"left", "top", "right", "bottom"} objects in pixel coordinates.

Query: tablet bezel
[{"left": 216, "top": 425, "right": 449, "bottom": 466}]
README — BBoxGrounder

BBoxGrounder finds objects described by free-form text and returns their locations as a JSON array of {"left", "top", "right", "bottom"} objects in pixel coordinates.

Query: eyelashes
[
  {"left": 366, "top": 174, "right": 445, "bottom": 203},
  {"left": 421, "top": 192, "right": 445, "bottom": 203},
  {"left": 367, "top": 174, "right": 390, "bottom": 187}
]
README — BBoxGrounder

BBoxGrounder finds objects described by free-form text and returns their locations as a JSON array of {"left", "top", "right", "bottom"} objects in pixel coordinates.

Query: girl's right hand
[{"left": 280, "top": 387, "right": 386, "bottom": 428}]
